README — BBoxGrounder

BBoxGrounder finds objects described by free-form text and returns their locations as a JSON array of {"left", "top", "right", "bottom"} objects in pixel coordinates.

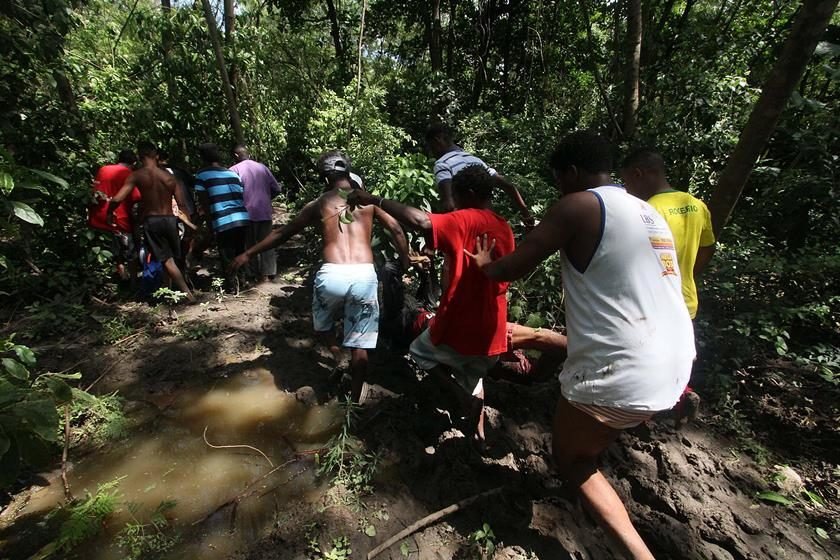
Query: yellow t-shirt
[{"left": 647, "top": 190, "right": 715, "bottom": 318}]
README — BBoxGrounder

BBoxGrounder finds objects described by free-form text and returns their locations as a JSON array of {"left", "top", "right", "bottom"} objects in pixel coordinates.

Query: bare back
[
  {"left": 132, "top": 166, "right": 177, "bottom": 218},
  {"left": 318, "top": 187, "right": 375, "bottom": 264}
]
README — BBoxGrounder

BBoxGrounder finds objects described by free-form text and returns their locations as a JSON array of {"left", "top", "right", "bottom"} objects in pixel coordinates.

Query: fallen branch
[
  {"left": 84, "top": 354, "right": 128, "bottom": 392},
  {"left": 61, "top": 404, "right": 72, "bottom": 502},
  {"left": 192, "top": 458, "right": 303, "bottom": 527},
  {"left": 367, "top": 486, "right": 505, "bottom": 559},
  {"left": 203, "top": 426, "right": 274, "bottom": 468}
]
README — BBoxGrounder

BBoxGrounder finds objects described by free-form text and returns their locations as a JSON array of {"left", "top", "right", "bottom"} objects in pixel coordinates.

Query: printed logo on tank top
[
  {"left": 659, "top": 253, "right": 677, "bottom": 277},
  {"left": 640, "top": 206, "right": 680, "bottom": 279}
]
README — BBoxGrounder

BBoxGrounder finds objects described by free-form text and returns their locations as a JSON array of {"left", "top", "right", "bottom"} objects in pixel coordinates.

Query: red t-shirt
[
  {"left": 88, "top": 164, "right": 140, "bottom": 233},
  {"left": 427, "top": 208, "right": 514, "bottom": 356}
]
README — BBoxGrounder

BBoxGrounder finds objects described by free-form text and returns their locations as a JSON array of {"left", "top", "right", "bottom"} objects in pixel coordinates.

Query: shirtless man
[
  {"left": 466, "top": 131, "right": 695, "bottom": 559},
  {"left": 230, "top": 151, "right": 411, "bottom": 403},
  {"left": 108, "top": 141, "right": 193, "bottom": 300}
]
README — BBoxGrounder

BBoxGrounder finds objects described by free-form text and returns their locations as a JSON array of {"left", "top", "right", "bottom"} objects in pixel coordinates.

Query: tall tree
[
  {"left": 201, "top": 0, "right": 245, "bottom": 145},
  {"left": 623, "top": 0, "right": 642, "bottom": 139},
  {"left": 708, "top": 0, "right": 838, "bottom": 236},
  {"left": 429, "top": 0, "right": 443, "bottom": 72},
  {"left": 224, "top": 0, "right": 234, "bottom": 41},
  {"left": 324, "top": 0, "right": 345, "bottom": 62}
]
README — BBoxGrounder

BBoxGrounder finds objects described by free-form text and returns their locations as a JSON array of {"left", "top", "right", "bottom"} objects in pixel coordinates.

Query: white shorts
[
  {"left": 312, "top": 263, "right": 379, "bottom": 349},
  {"left": 409, "top": 329, "right": 498, "bottom": 395}
]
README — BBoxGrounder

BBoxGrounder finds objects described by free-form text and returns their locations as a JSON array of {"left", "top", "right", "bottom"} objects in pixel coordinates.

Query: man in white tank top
[{"left": 466, "top": 131, "right": 695, "bottom": 560}]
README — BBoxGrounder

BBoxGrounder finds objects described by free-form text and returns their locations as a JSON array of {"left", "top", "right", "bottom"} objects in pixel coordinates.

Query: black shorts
[{"left": 144, "top": 215, "right": 181, "bottom": 262}]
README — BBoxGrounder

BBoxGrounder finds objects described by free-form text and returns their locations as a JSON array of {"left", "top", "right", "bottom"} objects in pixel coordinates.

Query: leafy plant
[
  {"left": 466, "top": 522, "right": 497, "bottom": 559},
  {"left": 317, "top": 399, "right": 380, "bottom": 499},
  {"left": 307, "top": 535, "right": 352, "bottom": 560},
  {"left": 178, "top": 320, "right": 217, "bottom": 341},
  {"left": 98, "top": 315, "right": 135, "bottom": 345},
  {"left": 0, "top": 336, "right": 81, "bottom": 487},
  {"left": 68, "top": 389, "right": 128, "bottom": 448},
  {"left": 115, "top": 500, "right": 180, "bottom": 560},
  {"left": 52, "top": 478, "right": 122, "bottom": 553}
]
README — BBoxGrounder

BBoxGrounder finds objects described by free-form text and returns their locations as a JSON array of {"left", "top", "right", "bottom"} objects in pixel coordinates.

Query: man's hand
[
  {"left": 463, "top": 234, "right": 497, "bottom": 270},
  {"left": 229, "top": 252, "right": 250, "bottom": 272},
  {"left": 346, "top": 190, "right": 377, "bottom": 209},
  {"left": 523, "top": 214, "right": 537, "bottom": 231},
  {"left": 106, "top": 211, "right": 116, "bottom": 228}
]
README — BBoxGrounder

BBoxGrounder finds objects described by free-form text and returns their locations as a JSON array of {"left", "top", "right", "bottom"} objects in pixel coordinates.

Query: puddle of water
[{"left": 8, "top": 369, "right": 343, "bottom": 559}]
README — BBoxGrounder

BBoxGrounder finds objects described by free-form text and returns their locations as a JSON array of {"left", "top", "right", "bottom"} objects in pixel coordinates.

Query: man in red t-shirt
[
  {"left": 348, "top": 165, "right": 514, "bottom": 444},
  {"left": 88, "top": 149, "right": 141, "bottom": 279}
]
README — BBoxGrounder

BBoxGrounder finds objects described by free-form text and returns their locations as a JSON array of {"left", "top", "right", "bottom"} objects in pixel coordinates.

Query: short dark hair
[
  {"left": 117, "top": 149, "right": 136, "bottom": 165},
  {"left": 425, "top": 121, "right": 454, "bottom": 144},
  {"left": 621, "top": 148, "right": 666, "bottom": 173},
  {"left": 549, "top": 131, "right": 612, "bottom": 174},
  {"left": 452, "top": 165, "right": 494, "bottom": 202},
  {"left": 158, "top": 148, "right": 170, "bottom": 161},
  {"left": 199, "top": 143, "right": 221, "bottom": 165},
  {"left": 137, "top": 141, "right": 157, "bottom": 160}
]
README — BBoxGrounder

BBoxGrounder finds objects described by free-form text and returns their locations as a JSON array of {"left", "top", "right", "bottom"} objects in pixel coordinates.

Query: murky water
[{"left": 8, "top": 369, "right": 343, "bottom": 559}]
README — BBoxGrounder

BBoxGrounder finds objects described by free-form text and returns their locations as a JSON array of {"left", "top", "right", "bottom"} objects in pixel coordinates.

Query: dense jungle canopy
[{"left": 0, "top": 0, "right": 839, "bottom": 559}]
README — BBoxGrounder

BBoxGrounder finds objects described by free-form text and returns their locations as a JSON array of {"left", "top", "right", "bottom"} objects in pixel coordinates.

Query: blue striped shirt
[
  {"left": 194, "top": 167, "right": 251, "bottom": 232},
  {"left": 433, "top": 147, "right": 498, "bottom": 186}
]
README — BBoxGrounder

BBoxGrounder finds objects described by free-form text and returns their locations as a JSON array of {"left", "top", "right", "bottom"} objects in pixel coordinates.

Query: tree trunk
[
  {"left": 623, "top": 0, "right": 642, "bottom": 139},
  {"left": 325, "top": 0, "right": 345, "bottom": 62},
  {"left": 708, "top": 0, "right": 838, "bottom": 236},
  {"left": 446, "top": 0, "right": 456, "bottom": 77},
  {"left": 201, "top": 0, "right": 244, "bottom": 146},
  {"left": 430, "top": 0, "right": 443, "bottom": 72},
  {"left": 224, "top": 0, "right": 234, "bottom": 41},
  {"left": 161, "top": 0, "right": 170, "bottom": 9}
]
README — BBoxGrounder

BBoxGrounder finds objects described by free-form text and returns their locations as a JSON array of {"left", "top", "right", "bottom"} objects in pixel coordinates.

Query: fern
[{"left": 54, "top": 479, "right": 121, "bottom": 551}]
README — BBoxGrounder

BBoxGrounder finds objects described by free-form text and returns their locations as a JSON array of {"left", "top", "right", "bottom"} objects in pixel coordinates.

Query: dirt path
[{"left": 2, "top": 207, "right": 837, "bottom": 560}]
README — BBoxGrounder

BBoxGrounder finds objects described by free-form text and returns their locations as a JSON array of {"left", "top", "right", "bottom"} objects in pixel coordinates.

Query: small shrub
[{"left": 116, "top": 500, "right": 180, "bottom": 560}]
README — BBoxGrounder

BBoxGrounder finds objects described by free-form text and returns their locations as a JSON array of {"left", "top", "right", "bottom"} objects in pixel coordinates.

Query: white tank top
[{"left": 559, "top": 185, "right": 695, "bottom": 412}]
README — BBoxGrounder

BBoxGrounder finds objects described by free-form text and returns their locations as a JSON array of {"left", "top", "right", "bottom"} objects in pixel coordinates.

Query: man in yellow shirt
[{"left": 621, "top": 148, "right": 716, "bottom": 423}]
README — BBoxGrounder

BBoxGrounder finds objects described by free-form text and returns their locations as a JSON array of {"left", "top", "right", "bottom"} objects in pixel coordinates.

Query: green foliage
[
  {"left": 0, "top": 336, "right": 81, "bottom": 487},
  {"left": 69, "top": 389, "right": 128, "bottom": 448},
  {"left": 97, "top": 315, "right": 135, "bottom": 345},
  {"left": 178, "top": 320, "right": 217, "bottom": 341},
  {"left": 317, "top": 400, "right": 380, "bottom": 499},
  {"left": 52, "top": 478, "right": 122, "bottom": 553},
  {"left": 307, "top": 534, "right": 352, "bottom": 560},
  {"left": 466, "top": 522, "right": 497, "bottom": 559},
  {"left": 115, "top": 500, "right": 180, "bottom": 560}
]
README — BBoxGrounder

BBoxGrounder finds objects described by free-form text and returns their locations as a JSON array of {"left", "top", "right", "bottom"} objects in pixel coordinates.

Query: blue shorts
[{"left": 313, "top": 263, "right": 379, "bottom": 349}]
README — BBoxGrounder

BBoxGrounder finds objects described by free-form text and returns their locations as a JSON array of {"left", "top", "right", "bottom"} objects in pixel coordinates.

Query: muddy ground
[{"left": 1, "top": 207, "right": 838, "bottom": 560}]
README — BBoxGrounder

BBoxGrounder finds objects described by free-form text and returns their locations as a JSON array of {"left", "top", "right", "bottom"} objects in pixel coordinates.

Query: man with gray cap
[{"left": 230, "top": 151, "right": 412, "bottom": 403}]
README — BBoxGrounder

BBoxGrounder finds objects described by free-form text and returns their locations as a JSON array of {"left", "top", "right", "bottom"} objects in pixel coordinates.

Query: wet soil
[{"left": 1, "top": 207, "right": 838, "bottom": 560}]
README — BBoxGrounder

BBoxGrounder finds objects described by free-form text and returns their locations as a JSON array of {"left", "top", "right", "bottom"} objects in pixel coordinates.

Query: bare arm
[
  {"left": 106, "top": 174, "right": 137, "bottom": 225},
  {"left": 437, "top": 179, "right": 456, "bottom": 212},
  {"left": 230, "top": 201, "right": 319, "bottom": 271},
  {"left": 467, "top": 193, "right": 591, "bottom": 281},
  {"left": 374, "top": 206, "right": 411, "bottom": 269},
  {"left": 694, "top": 244, "right": 716, "bottom": 279},
  {"left": 495, "top": 174, "right": 533, "bottom": 225},
  {"left": 347, "top": 190, "right": 432, "bottom": 232}
]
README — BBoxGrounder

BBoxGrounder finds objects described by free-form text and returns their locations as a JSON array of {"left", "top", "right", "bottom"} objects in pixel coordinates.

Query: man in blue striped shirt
[
  {"left": 425, "top": 122, "right": 534, "bottom": 228},
  {"left": 194, "top": 143, "right": 251, "bottom": 290}
]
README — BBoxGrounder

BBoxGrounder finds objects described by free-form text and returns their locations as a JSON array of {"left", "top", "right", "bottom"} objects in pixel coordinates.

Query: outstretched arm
[
  {"left": 495, "top": 174, "right": 534, "bottom": 226},
  {"left": 466, "top": 192, "right": 593, "bottom": 281},
  {"left": 374, "top": 206, "right": 412, "bottom": 269},
  {"left": 230, "top": 200, "right": 319, "bottom": 271},
  {"left": 347, "top": 190, "right": 431, "bottom": 232},
  {"left": 106, "top": 174, "right": 137, "bottom": 226}
]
